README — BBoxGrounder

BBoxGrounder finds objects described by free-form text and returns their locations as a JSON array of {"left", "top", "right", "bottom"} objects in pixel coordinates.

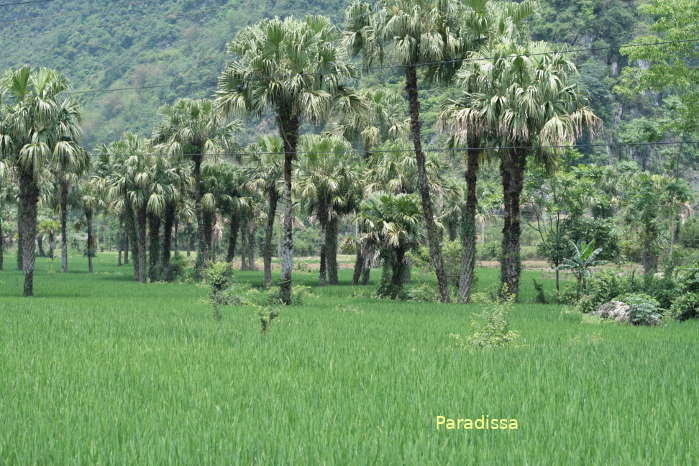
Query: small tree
[
  {"left": 359, "top": 193, "right": 422, "bottom": 299},
  {"left": 558, "top": 241, "right": 605, "bottom": 299}
]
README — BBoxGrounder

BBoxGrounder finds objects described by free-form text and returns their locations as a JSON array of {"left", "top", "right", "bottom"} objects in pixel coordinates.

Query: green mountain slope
[{"left": 1, "top": 0, "right": 653, "bottom": 154}]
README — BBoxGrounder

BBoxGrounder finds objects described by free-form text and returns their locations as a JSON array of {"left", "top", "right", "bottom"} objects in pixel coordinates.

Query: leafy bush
[
  {"left": 265, "top": 285, "right": 313, "bottom": 306},
  {"left": 618, "top": 293, "right": 662, "bottom": 326},
  {"left": 204, "top": 262, "right": 234, "bottom": 320},
  {"left": 532, "top": 279, "right": 548, "bottom": 304},
  {"left": 412, "top": 240, "right": 465, "bottom": 287},
  {"left": 465, "top": 295, "right": 519, "bottom": 349},
  {"left": 218, "top": 283, "right": 267, "bottom": 306},
  {"left": 668, "top": 293, "right": 699, "bottom": 321},
  {"left": 169, "top": 254, "right": 194, "bottom": 282},
  {"left": 573, "top": 270, "right": 628, "bottom": 313},
  {"left": 405, "top": 282, "right": 439, "bottom": 302},
  {"left": 678, "top": 217, "right": 699, "bottom": 249}
]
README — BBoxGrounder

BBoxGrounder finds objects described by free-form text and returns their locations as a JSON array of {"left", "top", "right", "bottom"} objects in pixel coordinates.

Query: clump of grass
[{"left": 258, "top": 308, "right": 280, "bottom": 333}]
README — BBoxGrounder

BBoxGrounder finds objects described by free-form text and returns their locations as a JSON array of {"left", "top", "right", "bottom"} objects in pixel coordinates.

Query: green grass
[{"left": 1, "top": 254, "right": 697, "bottom": 464}]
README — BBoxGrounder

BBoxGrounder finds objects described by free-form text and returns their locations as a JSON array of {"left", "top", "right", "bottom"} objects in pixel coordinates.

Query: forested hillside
[{"left": 3, "top": 0, "right": 690, "bottom": 173}]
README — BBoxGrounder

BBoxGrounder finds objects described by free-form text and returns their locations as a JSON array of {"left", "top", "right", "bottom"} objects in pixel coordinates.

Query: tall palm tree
[
  {"left": 345, "top": 0, "right": 494, "bottom": 302},
  {"left": 296, "top": 134, "right": 357, "bottom": 285},
  {"left": 51, "top": 98, "right": 88, "bottom": 274},
  {"left": 0, "top": 66, "right": 83, "bottom": 296},
  {"left": 448, "top": 41, "right": 600, "bottom": 298},
  {"left": 152, "top": 98, "right": 238, "bottom": 276},
  {"left": 80, "top": 176, "right": 104, "bottom": 273},
  {"left": 246, "top": 135, "right": 283, "bottom": 286},
  {"left": 439, "top": 1, "right": 534, "bottom": 303},
  {"left": 216, "top": 15, "right": 362, "bottom": 304}
]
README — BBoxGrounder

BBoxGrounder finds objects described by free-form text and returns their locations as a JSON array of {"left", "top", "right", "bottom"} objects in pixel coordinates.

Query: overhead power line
[
  {"left": 0, "top": 0, "right": 53, "bottom": 6},
  {"left": 59, "top": 37, "right": 699, "bottom": 96}
]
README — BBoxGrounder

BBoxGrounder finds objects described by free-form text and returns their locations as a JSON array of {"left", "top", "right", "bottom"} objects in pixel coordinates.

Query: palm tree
[
  {"left": 0, "top": 163, "right": 16, "bottom": 271},
  {"left": 345, "top": 0, "right": 494, "bottom": 302},
  {"left": 246, "top": 135, "right": 283, "bottom": 286},
  {"left": 216, "top": 15, "right": 362, "bottom": 304},
  {"left": 359, "top": 192, "right": 422, "bottom": 299},
  {"left": 447, "top": 42, "right": 600, "bottom": 298},
  {"left": 80, "top": 177, "right": 104, "bottom": 273},
  {"left": 296, "top": 134, "right": 357, "bottom": 285},
  {"left": 152, "top": 98, "right": 238, "bottom": 277},
  {"left": 0, "top": 66, "right": 83, "bottom": 296},
  {"left": 51, "top": 98, "right": 88, "bottom": 274}
]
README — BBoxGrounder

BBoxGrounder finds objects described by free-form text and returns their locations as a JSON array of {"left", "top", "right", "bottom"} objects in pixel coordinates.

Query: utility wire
[
  {"left": 0, "top": 0, "right": 53, "bottom": 6},
  {"left": 59, "top": 37, "right": 699, "bottom": 96}
]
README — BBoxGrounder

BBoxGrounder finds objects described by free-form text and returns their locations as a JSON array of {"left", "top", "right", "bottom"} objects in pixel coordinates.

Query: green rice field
[{"left": 1, "top": 254, "right": 697, "bottom": 464}]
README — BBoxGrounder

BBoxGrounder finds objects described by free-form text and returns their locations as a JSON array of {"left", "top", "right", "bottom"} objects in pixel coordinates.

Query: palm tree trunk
[
  {"left": 247, "top": 222, "right": 257, "bottom": 271},
  {"left": 19, "top": 169, "right": 39, "bottom": 297},
  {"left": 0, "top": 216, "right": 4, "bottom": 271},
  {"left": 60, "top": 178, "right": 69, "bottom": 273},
  {"left": 361, "top": 245, "right": 373, "bottom": 285},
  {"left": 500, "top": 150, "right": 527, "bottom": 299},
  {"left": 405, "top": 65, "right": 450, "bottom": 303},
  {"left": 174, "top": 218, "right": 179, "bottom": 256},
  {"left": 37, "top": 234, "right": 46, "bottom": 257},
  {"left": 457, "top": 148, "right": 481, "bottom": 303},
  {"left": 390, "top": 246, "right": 407, "bottom": 299},
  {"left": 352, "top": 246, "right": 363, "bottom": 285},
  {"left": 124, "top": 233, "right": 129, "bottom": 265},
  {"left": 227, "top": 211, "right": 238, "bottom": 263},
  {"left": 148, "top": 212, "right": 161, "bottom": 282},
  {"left": 278, "top": 113, "right": 299, "bottom": 305},
  {"left": 203, "top": 209, "right": 214, "bottom": 268},
  {"left": 124, "top": 202, "right": 138, "bottom": 280},
  {"left": 193, "top": 154, "right": 209, "bottom": 277},
  {"left": 318, "top": 198, "right": 328, "bottom": 286},
  {"left": 326, "top": 213, "right": 339, "bottom": 285},
  {"left": 48, "top": 232, "right": 55, "bottom": 259},
  {"left": 16, "top": 201, "right": 22, "bottom": 271},
  {"left": 240, "top": 216, "right": 249, "bottom": 270},
  {"left": 136, "top": 205, "right": 147, "bottom": 283},
  {"left": 263, "top": 190, "right": 278, "bottom": 287},
  {"left": 162, "top": 203, "right": 175, "bottom": 281},
  {"left": 86, "top": 207, "right": 95, "bottom": 273}
]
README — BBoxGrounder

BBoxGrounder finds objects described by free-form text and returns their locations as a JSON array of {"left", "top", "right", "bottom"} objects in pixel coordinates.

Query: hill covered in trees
[{"left": 3, "top": 0, "right": 686, "bottom": 172}]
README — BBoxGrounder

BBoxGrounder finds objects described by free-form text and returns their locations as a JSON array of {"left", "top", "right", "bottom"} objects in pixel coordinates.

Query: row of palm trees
[{"left": 1, "top": 0, "right": 600, "bottom": 302}]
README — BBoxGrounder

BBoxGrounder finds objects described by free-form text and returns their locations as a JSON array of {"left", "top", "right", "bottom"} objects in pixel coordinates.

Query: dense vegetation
[{"left": 0, "top": 0, "right": 698, "bottom": 462}]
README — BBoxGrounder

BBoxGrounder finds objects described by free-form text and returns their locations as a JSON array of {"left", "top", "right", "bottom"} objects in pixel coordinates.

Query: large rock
[{"left": 593, "top": 301, "right": 631, "bottom": 322}]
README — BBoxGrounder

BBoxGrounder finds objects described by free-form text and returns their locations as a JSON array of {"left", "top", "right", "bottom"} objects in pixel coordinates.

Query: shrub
[
  {"left": 617, "top": 293, "right": 662, "bottom": 326},
  {"left": 465, "top": 295, "right": 519, "bottom": 349},
  {"left": 266, "top": 285, "right": 313, "bottom": 306},
  {"left": 679, "top": 217, "right": 699, "bottom": 249},
  {"left": 405, "top": 282, "right": 439, "bottom": 302},
  {"left": 204, "top": 262, "right": 234, "bottom": 320},
  {"left": 532, "top": 279, "right": 548, "bottom": 304},
  {"left": 668, "top": 293, "right": 699, "bottom": 321},
  {"left": 573, "top": 270, "right": 628, "bottom": 313},
  {"left": 167, "top": 254, "right": 193, "bottom": 281},
  {"left": 412, "top": 240, "right": 465, "bottom": 287},
  {"left": 218, "top": 283, "right": 267, "bottom": 307}
]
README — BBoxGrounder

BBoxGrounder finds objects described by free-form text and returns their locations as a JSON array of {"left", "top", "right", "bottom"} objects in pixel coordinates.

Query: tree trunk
[
  {"left": 16, "top": 201, "right": 23, "bottom": 271},
  {"left": 202, "top": 209, "right": 214, "bottom": 269},
  {"left": 19, "top": 169, "right": 39, "bottom": 297},
  {"left": 193, "top": 154, "right": 209, "bottom": 277},
  {"left": 326, "top": 212, "right": 339, "bottom": 285},
  {"left": 60, "top": 178, "right": 69, "bottom": 273},
  {"left": 124, "top": 234, "right": 129, "bottom": 265},
  {"left": 500, "top": 149, "right": 527, "bottom": 299},
  {"left": 263, "top": 190, "right": 278, "bottom": 287},
  {"left": 124, "top": 201, "right": 139, "bottom": 280},
  {"left": 47, "top": 232, "right": 55, "bottom": 259},
  {"left": 162, "top": 202, "right": 175, "bottom": 281},
  {"left": 0, "top": 216, "right": 4, "bottom": 271},
  {"left": 240, "top": 216, "right": 249, "bottom": 270},
  {"left": 247, "top": 222, "right": 257, "bottom": 271},
  {"left": 278, "top": 112, "right": 299, "bottom": 305},
  {"left": 457, "top": 148, "right": 481, "bottom": 303},
  {"left": 227, "top": 211, "right": 239, "bottom": 263},
  {"left": 352, "top": 246, "right": 363, "bottom": 285},
  {"left": 136, "top": 205, "right": 147, "bottom": 283},
  {"left": 405, "top": 65, "right": 450, "bottom": 303},
  {"left": 148, "top": 212, "right": 161, "bottom": 282},
  {"left": 318, "top": 197, "right": 328, "bottom": 286},
  {"left": 390, "top": 246, "right": 407, "bottom": 299},
  {"left": 642, "top": 234, "right": 658, "bottom": 277},
  {"left": 86, "top": 207, "right": 95, "bottom": 273},
  {"left": 37, "top": 234, "right": 46, "bottom": 258},
  {"left": 361, "top": 245, "right": 373, "bottom": 285}
]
